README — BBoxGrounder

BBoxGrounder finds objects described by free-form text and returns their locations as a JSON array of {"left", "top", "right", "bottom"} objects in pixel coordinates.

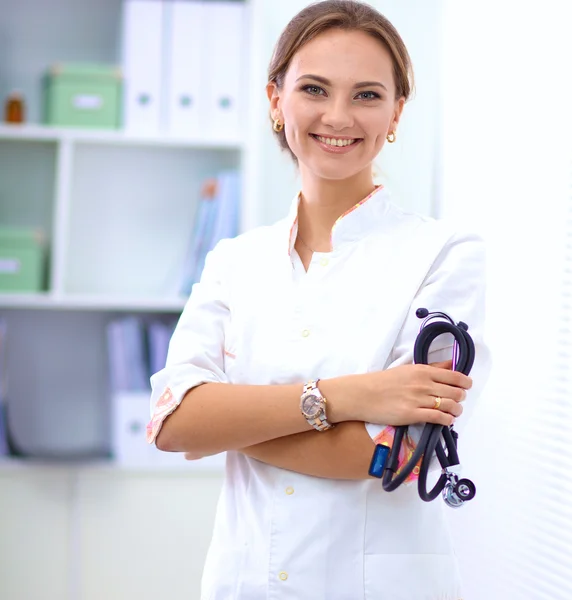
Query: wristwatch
[{"left": 300, "top": 379, "right": 335, "bottom": 431}]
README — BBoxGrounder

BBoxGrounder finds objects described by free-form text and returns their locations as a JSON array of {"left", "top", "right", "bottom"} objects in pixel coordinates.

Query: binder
[
  {"left": 178, "top": 170, "right": 241, "bottom": 296},
  {"left": 0, "top": 319, "right": 7, "bottom": 456},
  {"left": 107, "top": 319, "right": 128, "bottom": 393},
  {"left": 202, "top": 1, "right": 245, "bottom": 142},
  {"left": 147, "top": 320, "right": 176, "bottom": 378},
  {"left": 121, "top": 0, "right": 166, "bottom": 134},
  {"left": 209, "top": 170, "right": 240, "bottom": 244},
  {"left": 179, "top": 183, "right": 220, "bottom": 296},
  {"left": 106, "top": 317, "right": 149, "bottom": 393},
  {"left": 166, "top": 0, "right": 206, "bottom": 138}
]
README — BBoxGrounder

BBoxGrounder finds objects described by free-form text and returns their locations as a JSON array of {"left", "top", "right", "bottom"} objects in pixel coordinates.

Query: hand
[{"left": 324, "top": 358, "right": 472, "bottom": 427}]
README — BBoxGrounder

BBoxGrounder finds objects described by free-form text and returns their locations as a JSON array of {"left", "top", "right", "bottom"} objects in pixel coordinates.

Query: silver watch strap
[
  {"left": 304, "top": 379, "right": 334, "bottom": 431},
  {"left": 311, "top": 415, "right": 332, "bottom": 431}
]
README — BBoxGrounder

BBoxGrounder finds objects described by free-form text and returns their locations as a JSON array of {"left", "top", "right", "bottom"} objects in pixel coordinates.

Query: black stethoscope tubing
[{"left": 376, "top": 308, "right": 476, "bottom": 504}]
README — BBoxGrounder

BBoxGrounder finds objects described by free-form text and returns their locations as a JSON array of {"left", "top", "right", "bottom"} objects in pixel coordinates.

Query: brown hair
[{"left": 267, "top": 0, "right": 415, "bottom": 162}]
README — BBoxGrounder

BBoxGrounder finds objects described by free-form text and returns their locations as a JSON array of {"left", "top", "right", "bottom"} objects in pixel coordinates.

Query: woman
[{"left": 147, "top": 1, "right": 491, "bottom": 598}]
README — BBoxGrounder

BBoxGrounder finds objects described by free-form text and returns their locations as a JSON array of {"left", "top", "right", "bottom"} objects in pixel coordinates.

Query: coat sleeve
[
  {"left": 146, "top": 238, "right": 233, "bottom": 445},
  {"left": 364, "top": 228, "right": 493, "bottom": 482}
]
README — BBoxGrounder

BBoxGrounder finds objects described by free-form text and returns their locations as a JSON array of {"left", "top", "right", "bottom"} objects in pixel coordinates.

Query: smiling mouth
[{"left": 310, "top": 134, "right": 362, "bottom": 147}]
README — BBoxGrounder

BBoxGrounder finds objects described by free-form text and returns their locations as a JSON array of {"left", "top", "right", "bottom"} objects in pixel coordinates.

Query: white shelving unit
[
  {"left": 0, "top": 0, "right": 278, "bottom": 469},
  {"left": 0, "top": 122, "right": 244, "bottom": 460},
  {"left": 0, "top": 123, "right": 245, "bottom": 148},
  {"left": 0, "top": 292, "right": 187, "bottom": 312},
  {"left": 2, "top": 126, "right": 243, "bottom": 296}
]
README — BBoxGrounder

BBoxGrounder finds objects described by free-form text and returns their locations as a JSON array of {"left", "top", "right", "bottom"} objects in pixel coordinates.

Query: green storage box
[
  {"left": 0, "top": 228, "right": 47, "bottom": 293},
  {"left": 43, "top": 63, "right": 122, "bottom": 129}
]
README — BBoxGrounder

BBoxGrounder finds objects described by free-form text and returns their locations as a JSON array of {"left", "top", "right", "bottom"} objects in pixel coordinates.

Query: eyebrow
[{"left": 295, "top": 74, "right": 388, "bottom": 92}]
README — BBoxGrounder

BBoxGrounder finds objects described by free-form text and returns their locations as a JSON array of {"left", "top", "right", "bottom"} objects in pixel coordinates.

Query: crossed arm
[
  {"left": 182, "top": 416, "right": 376, "bottom": 479},
  {"left": 236, "top": 420, "right": 377, "bottom": 480},
  {"left": 184, "top": 362, "right": 458, "bottom": 480}
]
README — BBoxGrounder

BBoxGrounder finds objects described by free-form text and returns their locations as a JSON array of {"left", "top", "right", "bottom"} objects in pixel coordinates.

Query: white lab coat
[{"left": 148, "top": 185, "right": 492, "bottom": 600}]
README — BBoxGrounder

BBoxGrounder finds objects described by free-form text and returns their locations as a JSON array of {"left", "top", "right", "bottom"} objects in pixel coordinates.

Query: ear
[
  {"left": 391, "top": 96, "right": 406, "bottom": 131},
  {"left": 266, "top": 81, "right": 282, "bottom": 121}
]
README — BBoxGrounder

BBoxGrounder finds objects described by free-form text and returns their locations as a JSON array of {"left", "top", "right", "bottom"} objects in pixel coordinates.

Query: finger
[
  {"left": 431, "top": 383, "right": 467, "bottom": 403},
  {"left": 428, "top": 365, "right": 473, "bottom": 390},
  {"left": 425, "top": 397, "right": 464, "bottom": 418},
  {"left": 184, "top": 452, "right": 202, "bottom": 461},
  {"left": 417, "top": 408, "right": 455, "bottom": 427},
  {"left": 429, "top": 359, "right": 453, "bottom": 369}
]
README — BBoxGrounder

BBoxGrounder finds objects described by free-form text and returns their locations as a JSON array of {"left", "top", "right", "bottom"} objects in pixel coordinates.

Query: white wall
[
  {"left": 441, "top": 2, "right": 572, "bottom": 598},
  {"left": 0, "top": 464, "right": 223, "bottom": 600},
  {"left": 375, "top": 0, "right": 443, "bottom": 216}
]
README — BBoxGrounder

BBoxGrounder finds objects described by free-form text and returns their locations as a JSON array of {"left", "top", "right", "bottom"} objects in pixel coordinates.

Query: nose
[{"left": 321, "top": 96, "right": 354, "bottom": 132}]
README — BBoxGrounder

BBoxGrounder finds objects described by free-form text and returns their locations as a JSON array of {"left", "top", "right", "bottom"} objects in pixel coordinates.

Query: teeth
[{"left": 316, "top": 135, "right": 357, "bottom": 147}]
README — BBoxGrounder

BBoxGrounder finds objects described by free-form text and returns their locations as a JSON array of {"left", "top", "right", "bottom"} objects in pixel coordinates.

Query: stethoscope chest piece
[{"left": 442, "top": 465, "right": 477, "bottom": 508}]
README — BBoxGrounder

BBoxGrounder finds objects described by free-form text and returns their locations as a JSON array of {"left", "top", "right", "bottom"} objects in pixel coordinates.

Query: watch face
[{"left": 302, "top": 394, "right": 321, "bottom": 418}]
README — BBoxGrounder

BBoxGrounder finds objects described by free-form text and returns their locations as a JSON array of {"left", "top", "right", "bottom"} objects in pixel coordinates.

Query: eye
[
  {"left": 356, "top": 91, "right": 382, "bottom": 101},
  {"left": 301, "top": 84, "right": 326, "bottom": 96}
]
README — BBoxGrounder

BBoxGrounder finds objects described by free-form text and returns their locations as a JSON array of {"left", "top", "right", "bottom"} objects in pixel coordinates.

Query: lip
[
  {"left": 310, "top": 133, "right": 363, "bottom": 154},
  {"left": 312, "top": 133, "right": 360, "bottom": 141}
]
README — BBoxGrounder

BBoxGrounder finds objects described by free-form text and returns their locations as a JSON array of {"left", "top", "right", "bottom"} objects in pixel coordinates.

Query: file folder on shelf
[
  {"left": 121, "top": 0, "right": 166, "bottom": 134},
  {"left": 0, "top": 319, "right": 7, "bottom": 456},
  {"left": 106, "top": 316, "right": 149, "bottom": 393},
  {"left": 178, "top": 170, "right": 240, "bottom": 297},
  {"left": 166, "top": 0, "right": 206, "bottom": 138},
  {"left": 201, "top": 1, "right": 246, "bottom": 142},
  {"left": 179, "top": 180, "right": 220, "bottom": 296},
  {"left": 147, "top": 320, "right": 177, "bottom": 378},
  {"left": 208, "top": 170, "right": 241, "bottom": 245}
]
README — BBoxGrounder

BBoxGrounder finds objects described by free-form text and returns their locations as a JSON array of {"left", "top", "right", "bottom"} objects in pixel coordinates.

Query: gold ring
[{"left": 433, "top": 396, "right": 442, "bottom": 410}]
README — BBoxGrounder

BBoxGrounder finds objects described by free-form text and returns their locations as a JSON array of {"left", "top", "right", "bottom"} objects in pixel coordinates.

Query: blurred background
[{"left": 0, "top": 0, "right": 571, "bottom": 599}]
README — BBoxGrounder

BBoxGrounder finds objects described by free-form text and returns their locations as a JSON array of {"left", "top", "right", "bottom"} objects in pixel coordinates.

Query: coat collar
[{"left": 286, "top": 185, "right": 389, "bottom": 255}]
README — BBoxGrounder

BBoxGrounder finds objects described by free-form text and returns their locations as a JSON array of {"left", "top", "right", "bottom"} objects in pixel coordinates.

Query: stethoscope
[{"left": 368, "top": 307, "right": 477, "bottom": 508}]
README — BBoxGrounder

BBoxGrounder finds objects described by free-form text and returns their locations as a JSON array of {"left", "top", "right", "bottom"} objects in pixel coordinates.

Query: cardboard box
[
  {"left": 0, "top": 228, "right": 47, "bottom": 293},
  {"left": 44, "top": 63, "right": 122, "bottom": 129}
]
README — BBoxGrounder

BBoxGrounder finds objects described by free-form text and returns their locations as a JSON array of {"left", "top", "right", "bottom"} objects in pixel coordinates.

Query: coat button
[
  {"left": 301, "top": 329, "right": 310, "bottom": 337},
  {"left": 320, "top": 257, "right": 329, "bottom": 266},
  {"left": 279, "top": 571, "right": 288, "bottom": 581},
  {"left": 285, "top": 486, "right": 294, "bottom": 495}
]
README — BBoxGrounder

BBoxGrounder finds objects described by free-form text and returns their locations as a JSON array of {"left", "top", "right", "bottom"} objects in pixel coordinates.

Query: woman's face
[{"left": 267, "top": 28, "right": 405, "bottom": 182}]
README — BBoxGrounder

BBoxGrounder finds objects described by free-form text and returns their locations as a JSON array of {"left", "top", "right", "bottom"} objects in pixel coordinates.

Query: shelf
[
  {"left": 0, "top": 123, "right": 244, "bottom": 150},
  {"left": 0, "top": 456, "right": 224, "bottom": 474},
  {"left": 0, "top": 293, "right": 187, "bottom": 312}
]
